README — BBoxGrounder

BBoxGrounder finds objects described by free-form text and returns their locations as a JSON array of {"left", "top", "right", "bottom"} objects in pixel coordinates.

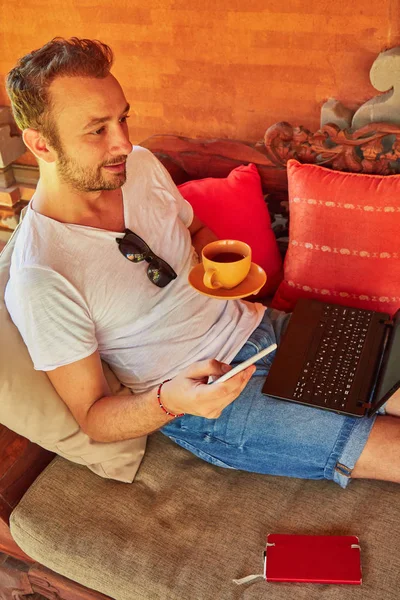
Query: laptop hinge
[
  {"left": 382, "top": 319, "right": 394, "bottom": 327},
  {"left": 360, "top": 402, "right": 373, "bottom": 410}
]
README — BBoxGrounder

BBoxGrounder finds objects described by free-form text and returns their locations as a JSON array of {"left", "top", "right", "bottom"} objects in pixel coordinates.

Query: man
[{"left": 4, "top": 37, "right": 400, "bottom": 488}]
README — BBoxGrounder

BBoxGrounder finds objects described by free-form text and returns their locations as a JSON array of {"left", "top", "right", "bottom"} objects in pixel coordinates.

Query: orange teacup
[{"left": 202, "top": 240, "right": 252, "bottom": 290}]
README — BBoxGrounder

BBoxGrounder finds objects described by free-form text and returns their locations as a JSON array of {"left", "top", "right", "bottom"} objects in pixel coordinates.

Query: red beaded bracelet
[{"left": 157, "top": 379, "right": 185, "bottom": 418}]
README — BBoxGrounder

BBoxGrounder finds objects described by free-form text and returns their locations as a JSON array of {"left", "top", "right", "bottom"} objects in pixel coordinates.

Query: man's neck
[{"left": 32, "top": 175, "right": 125, "bottom": 232}]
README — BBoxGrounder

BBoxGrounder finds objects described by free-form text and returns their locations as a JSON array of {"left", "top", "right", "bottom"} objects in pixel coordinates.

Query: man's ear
[{"left": 22, "top": 128, "right": 57, "bottom": 163}]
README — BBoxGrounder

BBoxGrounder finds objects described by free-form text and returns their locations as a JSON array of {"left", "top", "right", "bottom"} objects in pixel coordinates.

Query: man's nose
[{"left": 110, "top": 127, "right": 132, "bottom": 156}]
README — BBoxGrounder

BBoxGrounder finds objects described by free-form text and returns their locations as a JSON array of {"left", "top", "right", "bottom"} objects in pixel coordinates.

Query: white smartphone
[{"left": 211, "top": 343, "right": 277, "bottom": 384}]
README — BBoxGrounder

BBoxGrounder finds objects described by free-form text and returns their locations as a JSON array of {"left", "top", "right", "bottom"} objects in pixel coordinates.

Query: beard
[
  {"left": 56, "top": 152, "right": 127, "bottom": 192},
  {"left": 47, "top": 130, "right": 127, "bottom": 192}
]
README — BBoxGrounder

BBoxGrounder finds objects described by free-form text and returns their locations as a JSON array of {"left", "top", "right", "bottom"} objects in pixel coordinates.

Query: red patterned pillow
[
  {"left": 272, "top": 160, "right": 400, "bottom": 315},
  {"left": 178, "top": 163, "right": 283, "bottom": 296}
]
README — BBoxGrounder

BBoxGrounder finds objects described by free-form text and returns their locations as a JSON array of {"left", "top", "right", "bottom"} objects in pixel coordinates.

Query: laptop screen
[{"left": 370, "top": 310, "right": 400, "bottom": 415}]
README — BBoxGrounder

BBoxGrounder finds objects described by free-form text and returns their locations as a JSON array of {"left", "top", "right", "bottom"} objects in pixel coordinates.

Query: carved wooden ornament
[{"left": 263, "top": 121, "right": 400, "bottom": 175}]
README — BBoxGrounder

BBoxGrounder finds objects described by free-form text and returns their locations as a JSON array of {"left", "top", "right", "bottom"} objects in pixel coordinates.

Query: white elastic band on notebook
[{"left": 232, "top": 574, "right": 265, "bottom": 585}]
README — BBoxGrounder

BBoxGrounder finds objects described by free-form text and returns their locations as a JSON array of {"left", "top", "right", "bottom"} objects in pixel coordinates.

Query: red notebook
[{"left": 264, "top": 534, "right": 362, "bottom": 585}]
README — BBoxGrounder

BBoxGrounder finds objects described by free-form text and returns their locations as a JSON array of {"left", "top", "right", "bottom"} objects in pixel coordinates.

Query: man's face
[{"left": 46, "top": 74, "right": 132, "bottom": 192}]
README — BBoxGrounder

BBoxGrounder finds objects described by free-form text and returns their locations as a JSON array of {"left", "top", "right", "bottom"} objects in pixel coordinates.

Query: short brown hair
[{"left": 6, "top": 37, "right": 113, "bottom": 135}]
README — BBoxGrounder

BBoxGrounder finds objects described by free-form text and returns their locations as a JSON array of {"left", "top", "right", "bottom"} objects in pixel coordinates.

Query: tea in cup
[{"left": 202, "top": 240, "right": 252, "bottom": 290}]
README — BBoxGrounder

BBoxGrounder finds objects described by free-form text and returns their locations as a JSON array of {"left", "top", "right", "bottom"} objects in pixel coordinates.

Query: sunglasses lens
[
  {"left": 147, "top": 258, "right": 177, "bottom": 288},
  {"left": 118, "top": 238, "right": 148, "bottom": 263},
  {"left": 117, "top": 231, "right": 177, "bottom": 287}
]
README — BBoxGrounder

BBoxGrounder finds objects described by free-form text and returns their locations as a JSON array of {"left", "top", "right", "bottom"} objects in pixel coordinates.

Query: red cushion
[
  {"left": 178, "top": 164, "right": 282, "bottom": 296},
  {"left": 272, "top": 159, "right": 400, "bottom": 315}
]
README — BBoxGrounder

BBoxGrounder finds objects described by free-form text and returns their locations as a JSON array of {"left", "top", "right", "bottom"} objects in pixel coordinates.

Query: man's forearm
[
  {"left": 79, "top": 359, "right": 256, "bottom": 443},
  {"left": 191, "top": 225, "right": 218, "bottom": 256},
  {"left": 84, "top": 388, "right": 173, "bottom": 442}
]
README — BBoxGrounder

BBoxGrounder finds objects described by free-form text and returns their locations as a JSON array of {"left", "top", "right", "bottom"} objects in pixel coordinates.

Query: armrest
[{"left": 0, "top": 423, "right": 54, "bottom": 524}]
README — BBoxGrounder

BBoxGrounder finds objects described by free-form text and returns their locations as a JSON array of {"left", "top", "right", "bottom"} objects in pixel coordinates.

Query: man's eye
[
  {"left": 92, "top": 127, "right": 105, "bottom": 135},
  {"left": 120, "top": 115, "right": 130, "bottom": 123}
]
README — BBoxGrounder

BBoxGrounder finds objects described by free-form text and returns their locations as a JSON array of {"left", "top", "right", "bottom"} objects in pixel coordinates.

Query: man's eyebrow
[{"left": 83, "top": 103, "right": 130, "bottom": 130}]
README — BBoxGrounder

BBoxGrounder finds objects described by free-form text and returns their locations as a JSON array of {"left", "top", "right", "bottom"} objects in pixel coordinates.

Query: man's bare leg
[
  {"left": 384, "top": 386, "right": 400, "bottom": 417},
  {"left": 352, "top": 416, "right": 400, "bottom": 483}
]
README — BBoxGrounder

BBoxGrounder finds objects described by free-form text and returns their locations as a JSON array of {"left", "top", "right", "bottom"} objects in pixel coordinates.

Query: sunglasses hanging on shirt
[{"left": 116, "top": 228, "right": 177, "bottom": 288}]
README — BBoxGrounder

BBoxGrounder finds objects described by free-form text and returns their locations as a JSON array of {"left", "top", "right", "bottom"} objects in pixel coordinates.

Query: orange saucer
[{"left": 188, "top": 262, "right": 267, "bottom": 299}]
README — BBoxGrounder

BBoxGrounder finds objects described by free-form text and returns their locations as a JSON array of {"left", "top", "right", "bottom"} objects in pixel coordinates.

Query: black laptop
[{"left": 262, "top": 298, "right": 400, "bottom": 417}]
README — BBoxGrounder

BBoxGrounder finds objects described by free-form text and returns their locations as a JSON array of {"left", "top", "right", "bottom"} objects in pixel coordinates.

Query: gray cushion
[{"left": 10, "top": 432, "right": 400, "bottom": 600}]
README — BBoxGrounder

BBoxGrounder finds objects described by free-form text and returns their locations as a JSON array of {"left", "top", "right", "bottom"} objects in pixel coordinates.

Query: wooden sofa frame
[{"left": 1, "top": 119, "right": 400, "bottom": 599}]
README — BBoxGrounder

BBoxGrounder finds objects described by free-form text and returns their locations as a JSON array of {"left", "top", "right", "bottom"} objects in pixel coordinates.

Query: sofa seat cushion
[{"left": 10, "top": 432, "right": 400, "bottom": 600}]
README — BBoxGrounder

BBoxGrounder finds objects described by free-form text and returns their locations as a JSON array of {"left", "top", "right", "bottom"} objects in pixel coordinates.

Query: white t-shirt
[{"left": 5, "top": 147, "right": 265, "bottom": 393}]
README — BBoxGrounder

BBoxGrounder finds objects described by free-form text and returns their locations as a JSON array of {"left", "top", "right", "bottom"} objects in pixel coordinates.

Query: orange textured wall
[{"left": 1, "top": 0, "right": 400, "bottom": 166}]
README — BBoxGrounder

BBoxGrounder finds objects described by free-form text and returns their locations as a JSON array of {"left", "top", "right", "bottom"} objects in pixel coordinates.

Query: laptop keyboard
[{"left": 292, "top": 305, "right": 373, "bottom": 410}]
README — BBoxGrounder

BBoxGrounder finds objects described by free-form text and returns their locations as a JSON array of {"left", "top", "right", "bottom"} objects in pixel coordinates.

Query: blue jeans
[{"left": 161, "top": 308, "right": 377, "bottom": 488}]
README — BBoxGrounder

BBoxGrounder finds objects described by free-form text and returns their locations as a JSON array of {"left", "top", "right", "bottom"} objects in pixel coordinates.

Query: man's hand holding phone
[{"left": 161, "top": 344, "right": 276, "bottom": 420}]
